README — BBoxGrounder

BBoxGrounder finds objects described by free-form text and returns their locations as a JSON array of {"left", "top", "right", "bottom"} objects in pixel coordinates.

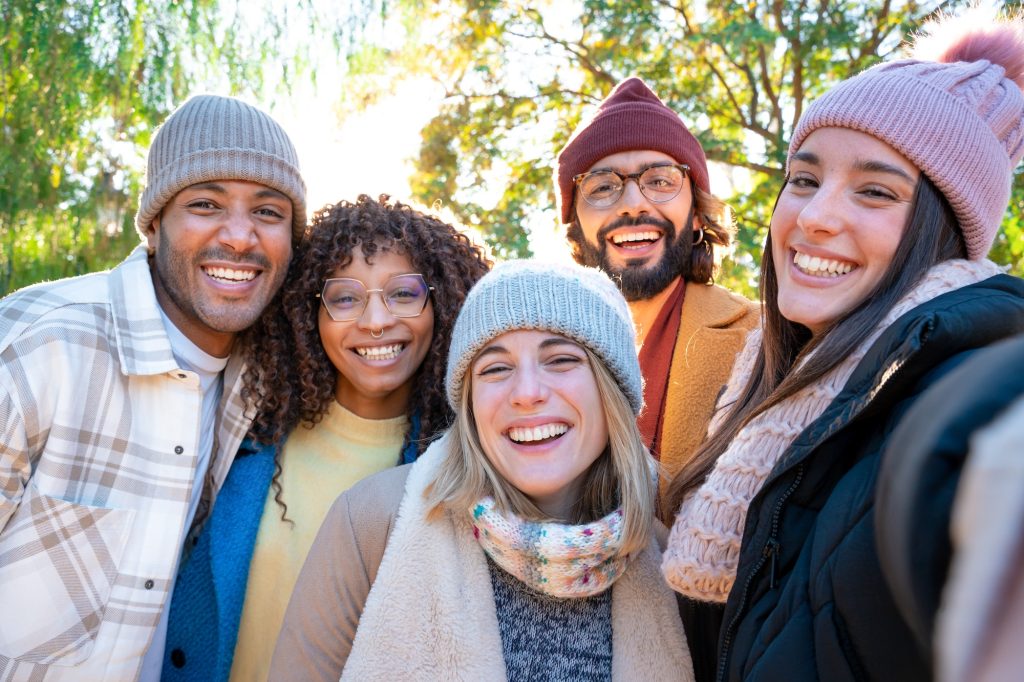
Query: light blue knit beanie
[{"left": 446, "top": 259, "right": 643, "bottom": 414}]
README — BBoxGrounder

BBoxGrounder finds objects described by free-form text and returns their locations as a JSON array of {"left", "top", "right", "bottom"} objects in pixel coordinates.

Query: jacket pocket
[{"left": 0, "top": 485, "right": 134, "bottom": 665}]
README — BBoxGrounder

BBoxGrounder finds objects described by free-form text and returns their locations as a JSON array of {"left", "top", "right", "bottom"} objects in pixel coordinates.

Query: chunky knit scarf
[
  {"left": 662, "top": 259, "right": 1002, "bottom": 603},
  {"left": 343, "top": 435, "right": 696, "bottom": 680},
  {"left": 471, "top": 497, "right": 627, "bottom": 598}
]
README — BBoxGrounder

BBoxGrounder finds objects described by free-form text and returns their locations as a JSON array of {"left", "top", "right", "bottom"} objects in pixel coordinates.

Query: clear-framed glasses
[
  {"left": 317, "top": 273, "right": 434, "bottom": 322},
  {"left": 573, "top": 163, "right": 690, "bottom": 209}
]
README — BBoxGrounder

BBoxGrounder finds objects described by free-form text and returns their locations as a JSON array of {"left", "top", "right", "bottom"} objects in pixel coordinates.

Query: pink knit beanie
[
  {"left": 789, "top": 12, "right": 1024, "bottom": 260},
  {"left": 556, "top": 78, "right": 710, "bottom": 224}
]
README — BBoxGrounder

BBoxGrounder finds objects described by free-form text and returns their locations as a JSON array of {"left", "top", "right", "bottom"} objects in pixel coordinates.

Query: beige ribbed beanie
[{"left": 134, "top": 94, "right": 307, "bottom": 241}]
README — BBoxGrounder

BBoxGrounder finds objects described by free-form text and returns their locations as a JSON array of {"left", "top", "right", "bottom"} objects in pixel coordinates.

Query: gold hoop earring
[
  {"left": 371, "top": 328, "right": 384, "bottom": 339},
  {"left": 693, "top": 227, "right": 705, "bottom": 246}
]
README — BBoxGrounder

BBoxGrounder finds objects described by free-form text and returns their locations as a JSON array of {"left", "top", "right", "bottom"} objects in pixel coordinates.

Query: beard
[
  {"left": 567, "top": 213, "right": 691, "bottom": 302},
  {"left": 154, "top": 243, "right": 284, "bottom": 335}
]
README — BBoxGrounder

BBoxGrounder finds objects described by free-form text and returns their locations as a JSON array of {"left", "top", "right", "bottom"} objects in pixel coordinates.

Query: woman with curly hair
[{"left": 161, "top": 194, "right": 491, "bottom": 682}]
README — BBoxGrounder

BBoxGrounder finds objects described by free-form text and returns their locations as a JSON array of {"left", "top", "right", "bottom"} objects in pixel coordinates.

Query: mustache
[
  {"left": 196, "top": 248, "right": 272, "bottom": 270},
  {"left": 596, "top": 215, "right": 675, "bottom": 242}
]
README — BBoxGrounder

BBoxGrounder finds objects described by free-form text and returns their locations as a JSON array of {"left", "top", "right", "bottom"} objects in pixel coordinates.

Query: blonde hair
[{"left": 424, "top": 347, "right": 655, "bottom": 557}]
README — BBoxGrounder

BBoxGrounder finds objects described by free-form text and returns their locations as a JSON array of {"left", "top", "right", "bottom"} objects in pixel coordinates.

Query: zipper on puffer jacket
[{"left": 716, "top": 463, "right": 805, "bottom": 682}]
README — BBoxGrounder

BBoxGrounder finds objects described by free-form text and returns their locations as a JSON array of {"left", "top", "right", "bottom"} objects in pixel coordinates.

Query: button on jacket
[{"left": 0, "top": 245, "right": 252, "bottom": 681}]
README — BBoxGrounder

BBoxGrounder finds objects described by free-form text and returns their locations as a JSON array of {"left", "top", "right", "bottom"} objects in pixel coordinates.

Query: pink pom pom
[{"left": 911, "top": 7, "right": 1024, "bottom": 90}]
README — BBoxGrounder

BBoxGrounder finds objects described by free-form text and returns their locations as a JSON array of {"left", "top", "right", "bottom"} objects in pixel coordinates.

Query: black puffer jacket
[
  {"left": 716, "top": 275, "right": 1024, "bottom": 682},
  {"left": 875, "top": 332, "right": 1024, "bottom": 670}
]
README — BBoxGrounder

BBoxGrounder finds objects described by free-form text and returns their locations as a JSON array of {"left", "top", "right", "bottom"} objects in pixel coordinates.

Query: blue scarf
[
  {"left": 161, "top": 411, "right": 426, "bottom": 680},
  {"left": 161, "top": 438, "right": 276, "bottom": 682},
  {"left": 401, "top": 411, "right": 422, "bottom": 464}
]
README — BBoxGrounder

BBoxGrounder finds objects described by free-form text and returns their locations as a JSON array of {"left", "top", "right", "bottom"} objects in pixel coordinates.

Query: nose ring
[{"left": 371, "top": 328, "right": 384, "bottom": 339}]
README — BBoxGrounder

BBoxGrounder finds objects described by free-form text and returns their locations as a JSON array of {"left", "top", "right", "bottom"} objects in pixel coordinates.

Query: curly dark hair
[{"left": 241, "top": 194, "right": 491, "bottom": 515}]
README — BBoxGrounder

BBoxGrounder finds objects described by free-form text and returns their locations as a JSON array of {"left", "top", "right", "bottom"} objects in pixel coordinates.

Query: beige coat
[
  {"left": 641, "top": 282, "right": 759, "bottom": 514},
  {"left": 270, "top": 437, "right": 694, "bottom": 681}
]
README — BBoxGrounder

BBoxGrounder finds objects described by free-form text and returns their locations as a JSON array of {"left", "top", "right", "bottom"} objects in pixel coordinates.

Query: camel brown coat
[{"left": 640, "top": 282, "right": 758, "bottom": 517}]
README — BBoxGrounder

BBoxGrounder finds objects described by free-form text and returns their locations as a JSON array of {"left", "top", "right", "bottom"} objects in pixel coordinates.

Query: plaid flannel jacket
[{"left": 0, "top": 246, "right": 252, "bottom": 681}]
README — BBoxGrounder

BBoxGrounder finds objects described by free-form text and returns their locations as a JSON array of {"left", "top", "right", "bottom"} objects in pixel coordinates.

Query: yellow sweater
[{"left": 229, "top": 402, "right": 407, "bottom": 682}]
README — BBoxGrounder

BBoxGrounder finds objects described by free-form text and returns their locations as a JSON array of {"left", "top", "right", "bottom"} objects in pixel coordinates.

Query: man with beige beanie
[{"left": 0, "top": 94, "right": 306, "bottom": 681}]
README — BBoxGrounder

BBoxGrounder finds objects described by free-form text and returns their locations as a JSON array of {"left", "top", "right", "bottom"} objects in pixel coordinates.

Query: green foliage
[
  {"left": 8, "top": 2, "right": 1024, "bottom": 293},
  {"left": 344, "top": 0, "right": 1024, "bottom": 295},
  {"left": 991, "top": 171, "right": 1024, "bottom": 274},
  {"left": 0, "top": 0, "right": 358, "bottom": 295}
]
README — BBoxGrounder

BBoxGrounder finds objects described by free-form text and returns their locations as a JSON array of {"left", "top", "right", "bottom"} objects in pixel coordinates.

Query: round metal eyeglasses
[
  {"left": 573, "top": 163, "right": 690, "bottom": 209},
  {"left": 317, "top": 273, "right": 434, "bottom": 322}
]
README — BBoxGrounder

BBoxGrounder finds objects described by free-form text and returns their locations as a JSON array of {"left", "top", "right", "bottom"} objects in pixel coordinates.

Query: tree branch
[
  {"left": 704, "top": 148, "right": 784, "bottom": 176},
  {"left": 652, "top": 0, "right": 694, "bottom": 35},
  {"left": 703, "top": 54, "right": 749, "bottom": 129},
  {"left": 790, "top": 0, "right": 809, "bottom": 131},
  {"left": 757, "top": 43, "right": 781, "bottom": 134},
  {"left": 512, "top": 11, "right": 617, "bottom": 88},
  {"left": 849, "top": 0, "right": 892, "bottom": 72},
  {"left": 710, "top": 43, "right": 775, "bottom": 140}
]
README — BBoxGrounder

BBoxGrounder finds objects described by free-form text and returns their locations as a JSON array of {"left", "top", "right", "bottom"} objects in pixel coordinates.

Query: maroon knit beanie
[{"left": 556, "top": 77, "right": 710, "bottom": 224}]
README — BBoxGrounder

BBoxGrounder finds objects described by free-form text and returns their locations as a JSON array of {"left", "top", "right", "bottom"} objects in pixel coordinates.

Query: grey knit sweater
[{"left": 488, "top": 557, "right": 613, "bottom": 681}]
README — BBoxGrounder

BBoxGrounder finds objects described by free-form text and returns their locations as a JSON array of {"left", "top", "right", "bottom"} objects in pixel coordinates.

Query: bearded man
[
  {"left": 0, "top": 95, "right": 305, "bottom": 681},
  {"left": 557, "top": 78, "right": 758, "bottom": 515}
]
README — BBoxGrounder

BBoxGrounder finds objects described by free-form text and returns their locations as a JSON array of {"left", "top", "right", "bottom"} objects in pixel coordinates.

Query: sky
[{"left": 256, "top": 70, "right": 575, "bottom": 264}]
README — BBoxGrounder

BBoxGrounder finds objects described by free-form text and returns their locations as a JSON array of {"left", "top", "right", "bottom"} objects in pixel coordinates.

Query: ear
[
  {"left": 691, "top": 212, "right": 703, "bottom": 233},
  {"left": 145, "top": 212, "right": 160, "bottom": 251}
]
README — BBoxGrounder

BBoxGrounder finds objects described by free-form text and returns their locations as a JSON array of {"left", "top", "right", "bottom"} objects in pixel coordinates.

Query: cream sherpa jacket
[{"left": 269, "top": 434, "right": 694, "bottom": 681}]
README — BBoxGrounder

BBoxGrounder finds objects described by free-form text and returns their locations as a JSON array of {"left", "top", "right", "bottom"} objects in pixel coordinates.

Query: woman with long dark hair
[
  {"left": 662, "top": 10, "right": 1024, "bottom": 681},
  {"left": 162, "top": 194, "right": 490, "bottom": 681}
]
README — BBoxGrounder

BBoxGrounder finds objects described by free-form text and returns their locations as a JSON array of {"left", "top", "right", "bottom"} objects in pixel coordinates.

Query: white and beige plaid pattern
[{"left": 0, "top": 246, "right": 252, "bottom": 681}]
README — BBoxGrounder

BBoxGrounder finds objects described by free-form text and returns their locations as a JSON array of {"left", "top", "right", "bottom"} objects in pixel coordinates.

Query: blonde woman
[{"left": 270, "top": 260, "right": 694, "bottom": 681}]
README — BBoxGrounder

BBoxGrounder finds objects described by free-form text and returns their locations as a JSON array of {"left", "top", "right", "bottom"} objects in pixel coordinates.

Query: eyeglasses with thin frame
[
  {"left": 573, "top": 163, "right": 690, "bottom": 209},
  {"left": 317, "top": 273, "right": 434, "bottom": 322}
]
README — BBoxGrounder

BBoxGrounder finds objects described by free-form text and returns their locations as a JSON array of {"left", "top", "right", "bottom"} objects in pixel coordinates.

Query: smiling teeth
[
  {"left": 793, "top": 251, "right": 855, "bottom": 277},
  {"left": 205, "top": 266, "right": 256, "bottom": 282},
  {"left": 612, "top": 231, "right": 660, "bottom": 245},
  {"left": 507, "top": 423, "right": 569, "bottom": 443},
  {"left": 355, "top": 344, "right": 404, "bottom": 360}
]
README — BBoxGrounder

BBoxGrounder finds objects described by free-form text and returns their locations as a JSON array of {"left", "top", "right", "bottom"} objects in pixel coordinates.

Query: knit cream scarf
[
  {"left": 662, "top": 259, "right": 1001, "bottom": 603},
  {"left": 471, "top": 497, "right": 627, "bottom": 598}
]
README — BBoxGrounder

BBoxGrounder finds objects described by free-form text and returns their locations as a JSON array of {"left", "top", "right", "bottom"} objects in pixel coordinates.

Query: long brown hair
[
  {"left": 666, "top": 174, "right": 966, "bottom": 511},
  {"left": 242, "top": 194, "right": 492, "bottom": 516}
]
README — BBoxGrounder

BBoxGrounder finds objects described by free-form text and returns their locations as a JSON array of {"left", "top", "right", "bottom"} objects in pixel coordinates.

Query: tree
[
  {"left": 344, "top": 0, "right": 1021, "bottom": 294},
  {"left": 0, "top": 0, "right": 367, "bottom": 295}
]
